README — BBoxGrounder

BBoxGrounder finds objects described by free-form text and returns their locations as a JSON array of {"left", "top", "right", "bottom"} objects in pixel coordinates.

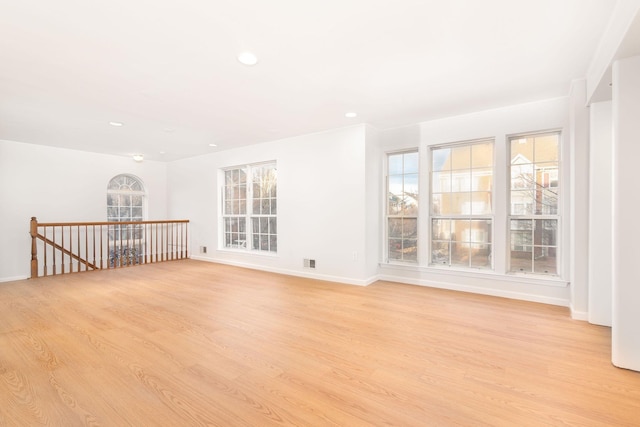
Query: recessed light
[
  {"left": 132, "top": 154, "right": 144, "bottom": 162},
  {"left": 159, "top": 151, "right": 166, "bottom": 154},
  {"left": 109, "top": 121, "right": 123, "bottom": 127},
  {"left": 208, "top": 143, "right": 217, "bottom": 147},
  {"left": 345, "top": 112, "right": 357, "bottom": 118},
  {"left": 237, "top": 51, "right": 258, "bottom": 66}
]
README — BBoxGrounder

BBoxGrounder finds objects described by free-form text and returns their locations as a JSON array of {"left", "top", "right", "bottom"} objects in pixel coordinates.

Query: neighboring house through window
[
  {"left": 430, "top": 139, "right": 494, "bottom": 268},
  {"left": 509, "top": 132, "right": 560, "bottom": 274}
]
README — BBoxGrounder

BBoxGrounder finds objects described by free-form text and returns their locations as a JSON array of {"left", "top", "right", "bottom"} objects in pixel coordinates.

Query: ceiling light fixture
[
  {"left": 132, "top": 154, "right": 144, "bottom": 162},
  {"left": 109, "top": 121, "right": 123, "bottom": 127},
  {"left": 237, "top": 51, "right": 258, "bottom": 66},
  {"left": 345, "top": 112, "right": 357, "bottom": 118},
  {"left": 208, "top": 143, "right": 217, "bottom": 147}
]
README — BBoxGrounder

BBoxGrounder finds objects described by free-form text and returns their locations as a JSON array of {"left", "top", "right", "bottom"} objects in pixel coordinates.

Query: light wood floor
[{"left": 1, "top": 260, "right": 639, "bottom": 426}]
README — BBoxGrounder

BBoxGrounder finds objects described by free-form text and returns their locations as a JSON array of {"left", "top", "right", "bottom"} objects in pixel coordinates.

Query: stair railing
[{"left": 30, "top": 217, "right": 189, "bottom": 278}]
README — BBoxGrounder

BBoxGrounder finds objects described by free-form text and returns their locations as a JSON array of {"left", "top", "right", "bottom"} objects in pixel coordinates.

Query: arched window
[
  {"left": 107, "top": 174, "right": 145, "bottom": 223},
  {"left": 107, "top": 173, "right": 145, "bottom": 263}
]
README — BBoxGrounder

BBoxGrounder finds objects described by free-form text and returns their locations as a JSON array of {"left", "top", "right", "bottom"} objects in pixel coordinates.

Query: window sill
[
  {"left": 217, "top": 247, "right": 279, "bottom": 258},
  {"left": 380, "top": 262, "right": 569, "bottom": 288}
]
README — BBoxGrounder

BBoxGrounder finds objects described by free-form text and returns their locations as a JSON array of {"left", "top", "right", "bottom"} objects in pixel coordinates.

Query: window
[
  {"left": 430, "top": 140, "right": 493, "bottom": 268},
  {"left": 107, "top": 174, "right": 145, "bottom": 265},
  {"left": 387, "top": 151, "right": 418, "bottom": 262},
  {"left": 222, "top": 162, "right": 277, "bottom": 253},
  {"left": 508, "top": 132, "right": 560, "bottom": 274}
]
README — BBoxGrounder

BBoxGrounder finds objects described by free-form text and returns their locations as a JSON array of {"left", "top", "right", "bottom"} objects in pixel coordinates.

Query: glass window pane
[
  {"left": 432, "top": 219, "right": 451, "bottom": 240},
  {"left": 269, "top": 235, "right": 277, "bottom": 252},
  {"left": 470, "top": 243, "right": 491, "bottom": 268},
  {"left": 404, "top": 152, "right": 419, "bottom": 174},
  {"left": 472, "top": 168, "right": 492, "bottom": 191},
  {"left": 534, "top": 134, "right": 559, "bottom": 162},
  {"left": 432, "top": 148, "right": 451, "bottom": 172},
  {"left": 451, "top": 220, "right": 469, "bottom": 244},
  {"left": 431, "top": 241, "right": 450, "bottom": 264},
  {"left": 534, "top": 247, "right": 557, "bottom": 274},
  {"left": 402, "top": 218, "right": 417, "bottom": 238},
  {"left": 388, "top": 154, "right": 403, "bottom": 175},
  {"left": 510, "top": 191, "right": 535, "bottom": 215},
  {"left": 388, "top": 175, "right": 403, "bottom": 214},
  {"left": 536, "top": 188, "right": 558, "bottom": 215},
  {"left": 271, "top": 199, "right": 277, "bottom": 214},
  {"left": 511, "top": 137, "right": 534, "bottom": 163},
  {"left": 471, "top": 192, "right": 492, "bottom": 215},
  {"left": 470, "top": 220, "right": 491, "bottom": 243},
  {"left": 511, "top": 164, "right": 534, "bottom": 189},
  {"left": 449, "top": 193, "right": 471, "bottom": 215},
  {"left": 452, "top": 172, "right": 471, "bottom": 192},
  {"left": 511, "top": 230, "right": 532, "bottom": 247},
  {"left": 432, "top": 171, "right": 451, "bottom": 193},
  {"left": 389, "top": 239, "right": 403, "bottom": 260},
  {"left": 471, "top": 142, "right": 493, "bottom": 168},
  {"left": 450, "top": 242, "right": 469, "bottom": 266},
  {"left": 510, "top": 246, "right": 533, "bottom": 272},
  {"left": 404, "top": 174, "right": 418, "bottom": 196},
  {"left": 451, "top": 146, "right": 471, "bottom": 170},
  {"left": 269, "top": 217, "right": 277, "bottom": 234},
  {"left": 534, "top": 220, "right": 557, "bottom": 246},
  {"left": 389, "top": 219, "right": 402, "bottom": 238},
  {"left": 403, "top": 240, "right": 418, "bottom": 262}
]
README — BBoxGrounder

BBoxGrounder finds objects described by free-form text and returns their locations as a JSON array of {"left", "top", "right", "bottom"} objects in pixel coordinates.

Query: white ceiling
[{"left": 0, "top": 0, "right": 618, "bottom": 161}]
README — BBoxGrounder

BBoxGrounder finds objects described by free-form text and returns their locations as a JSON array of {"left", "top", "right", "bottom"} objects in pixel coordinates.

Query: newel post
[{"left": 30, "top": 217, "right": 38, "bottom": 278}]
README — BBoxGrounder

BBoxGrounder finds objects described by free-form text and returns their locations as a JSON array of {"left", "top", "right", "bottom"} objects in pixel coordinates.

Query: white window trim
[
  {"left": 506, "top": 130, "right": 563, "bottom": 277},
  {"left": 384, "top": 149, "right": 420, "bottom": 264},
  {"left": 428, "top": 138, "right": 495, "bottom": 270},
  {"left": 219, "top": 161, "right": 277, "bottom": 255}
]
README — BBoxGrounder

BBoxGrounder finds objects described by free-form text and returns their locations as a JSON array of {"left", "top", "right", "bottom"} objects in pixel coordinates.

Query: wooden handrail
[
  {"left": 30, "top": 217, "right": 190, "bottom": 278},
  {"left": 36, "top": 219, "right": 190, "bottom": 227}
]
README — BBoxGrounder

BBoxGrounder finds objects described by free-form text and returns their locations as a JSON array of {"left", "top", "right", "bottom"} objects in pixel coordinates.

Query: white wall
[
  {"left": 0, "top": 139, "right": 168, "bottom": 281},
  {"left": 612, "top": 55, "right": 640, "bottom": 371},
  {"left": 588, "top": 101, "right": 613, "bottom": 327},
  {"left": 364, "top": 125, "right": 382, "bottom": 281},
  {"left": 377, "top": 98, "right": 573, "bottom": 307},
  {"left": 569, "top": 80, "right": 591, "bottom": 320},
  {"left": 167, "top": 125, "right": 375, "bottom": 285}
]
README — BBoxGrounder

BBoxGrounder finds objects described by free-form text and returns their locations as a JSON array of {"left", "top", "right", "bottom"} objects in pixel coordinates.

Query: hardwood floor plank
[{"left": 1, "top": 260, "right": 639, "bottom": 426}]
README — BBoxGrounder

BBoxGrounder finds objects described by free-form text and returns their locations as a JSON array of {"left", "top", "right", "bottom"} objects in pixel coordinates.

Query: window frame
[
  {"left": 428, "top": 138, "right": 495, "bottom": 270},
  {"left": 220, "top": 161, "right": 277, "bottom": 254},
  {"left": 507, "top": 130, "right": 562, "bottom": 276},
  {"left": 106, "top": 174, "right": 146, "bottom": 265},
  {"left": 385, "top": 149, "right": 419, "bottom": 264}
]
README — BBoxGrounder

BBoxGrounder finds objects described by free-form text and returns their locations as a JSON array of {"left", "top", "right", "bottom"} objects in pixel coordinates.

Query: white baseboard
[
  {"left": 189, "top": 256, "right": 571, "bottom": 309},
  {"left": 570, "top": 306, "right": 589, "bottom": 321},
  {"left": 0, "top": 275, "right": 29, "bottom": 283},
  {"left": 190, "top": 255, "right": 375, "bottom": 286},
  {"left": 377, "top": 273, "right": 570, "bottom": 308}
]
